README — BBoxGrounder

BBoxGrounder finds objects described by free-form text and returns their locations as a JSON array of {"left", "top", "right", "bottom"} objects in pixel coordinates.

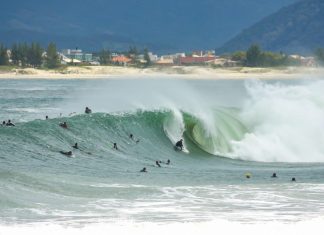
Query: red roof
[{"left": 112, "top": 55, "right": 132, "bottom": 63}]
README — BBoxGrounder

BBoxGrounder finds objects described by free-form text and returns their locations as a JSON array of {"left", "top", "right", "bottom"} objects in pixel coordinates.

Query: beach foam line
[{"left": 1, "top": 219, "right": 324, "bottom": 235}]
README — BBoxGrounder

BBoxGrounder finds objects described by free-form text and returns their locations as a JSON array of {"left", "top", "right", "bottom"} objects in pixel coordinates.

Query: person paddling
[
  {"left": 6, "top": 120, "right": 15, "bottom": 126},
  {"left": 72, "top": 143, "right": 79, "bottom": 149},
  {"left": 85, "top": 107, "right": 92, "bottom": 114},
  {"left": 59, "top": 122, "right": 68, "bottom": 129}
]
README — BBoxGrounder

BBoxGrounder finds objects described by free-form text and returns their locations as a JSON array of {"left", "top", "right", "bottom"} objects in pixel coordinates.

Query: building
[
  {"left": 289, "top": 55, "right": 316, "bottom": 67},
  {"left": 111, "top": 55, "right": 132, "bottom": 65},
  {"left": 62, "top": 49, "right": 93, "bottom": 63},
  {"left": 148, "top": 52, "right": 158, "bottom": 62},
  {"left": 58, "top": 52, "right": 81, "bottom": 64},
  {"left": 206, "top": 57, "right": 241, "bottom": 67},
  {"left": 175, "top": 56, "right": 216, "bottom": 65}
]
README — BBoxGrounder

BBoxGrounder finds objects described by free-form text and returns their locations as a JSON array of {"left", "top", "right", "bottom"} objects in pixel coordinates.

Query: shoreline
[{"left": 0, "top": 65, "right": 323, "bottom": 79}]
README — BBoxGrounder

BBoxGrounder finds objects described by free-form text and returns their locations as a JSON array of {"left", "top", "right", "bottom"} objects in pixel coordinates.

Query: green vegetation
[
  {"left": 46, "top": 42, "right": 59, "bottom": 69},
  {"left": 231, "top": 51, "right": 246, "bottom": 61},
  {"left": 315, "top": 48, "right": 324, "bottom": 65},
  {"left": 27, "top": 42, "right": 43, "bottom": 67},
  {"left": 246, "top": 44, "right": 262, "bottom": 67},
  {"left": 0, "top": 43, "right": 9, "bottom": 65},
  {"left": 11, "top": 43, "right": 30, "bottom": 67},
  {"left": 232, "top": 44, "right": 296, "bottom": 67},
  {"left": 99, "top": 49, "right": 112, "bottom": 65},
  {"left": 143, "top": 48, "right": 151, "bottom": 67},
  {"left": 128, "top": 46, "right": 139, "bottom": 64},
  {"left": 7, "top": 41, "right": 59, "bottom": 68}
]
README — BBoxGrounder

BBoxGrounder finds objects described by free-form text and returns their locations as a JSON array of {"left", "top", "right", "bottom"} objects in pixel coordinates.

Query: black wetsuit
[{"left": 175, "top": 140, "right": 183, "bottom": 150}]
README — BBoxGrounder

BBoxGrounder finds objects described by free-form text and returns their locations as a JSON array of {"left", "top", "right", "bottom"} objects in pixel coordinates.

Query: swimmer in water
[
  {"left": 140, "top": 167, "right": 147, "bottom": 173},
  {"left": 59, "top": 122, "right": 68, "bottom": 128},
  {"left": 72, "top": 143, "right": 79, "bottom": 149},
  {"left": 6, "top": 120, "right": 15, "bottom": 126},
  {"left": 156, "top": 160, "right": 161, "bottom": 167},
  {"left": 85, "top": 107, "right": 92, "bottom": 114},
  {"left": 113, "top": 143, "right": 118, "bottom": 150},
  {"left": 129, "top": 133, "right": 140, "bottom": 143},
  {"left": 59, "top": 151, "right": 73, "bottom": 157}
]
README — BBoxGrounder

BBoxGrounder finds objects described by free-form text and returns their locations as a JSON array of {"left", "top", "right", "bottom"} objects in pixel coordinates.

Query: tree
[
  {"left": 0, "top": 43, "right": 9, "bottom": 65},
  {"left": 18, "top": 43, "right": 28, "bottom": 67},
  {"left": 128, "top": 46, "right": 139, "bottom": 64},
  {"left": 315, "top": 48, "right": 324, "bottom": 65},
  {"left": 246, "top": 44, "right": 262, "bottom": 67},
  {"left": 99, "top": 49, "right": 112, "bottom": 65},
  {"left": 11, "top": 43, "right": 19, "bottom": 65},
  {"left": 231, "top": 51, "right": 246, "bottom": 62},
  {"left": 46, "top": 42, "right": 59, "bottom": 68},
  {"left": 27, "top": 42, "right": 43, "bottom": 67},
  {"left": 143, "top": 48, "right": 151, "bottom": 66},
  {"left": 128, "top": 46, "right": 138, "bottom": 56}
]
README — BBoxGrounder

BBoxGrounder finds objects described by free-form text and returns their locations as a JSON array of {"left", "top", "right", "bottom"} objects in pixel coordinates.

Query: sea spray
[{"left": 232, "top": 80, "right": 324, "bottom": 162}]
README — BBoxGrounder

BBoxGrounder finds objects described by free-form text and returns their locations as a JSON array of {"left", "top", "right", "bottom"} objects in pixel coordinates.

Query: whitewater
[{"left": 0, "top": 77, "right": 324, "bottom": 234}]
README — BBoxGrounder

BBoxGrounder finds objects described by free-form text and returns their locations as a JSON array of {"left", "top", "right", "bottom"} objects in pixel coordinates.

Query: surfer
[
  {"left": 140, "top": 167, "right": 147, "bottom": 173},
  {"left": 2, "top": 121, "right": 5, "bottom": 126},
  {"left": 85, "top": 107, "right": 92, "bottom": 114},
  {"left": 59, "top": 151, "right": 73, "bottom": 157},
  {"left": 129, "top": 133, "right": 140, "bottom": 143},
  {"left": 113, "top": 143, "right": 118, "bottom": 150},
  {"left": 245, "top": 173, "right": 252, "bottom": 179},
  {"left": 72, "top": 143, "right": 79, "bottom": 149},
  {"left": 271, "top": 173, "right": 277, "bottom": 178},
  {"left": 6, "top": 120, "right": 15, "bottom": 126},
  {"left": 59, "top": 122, "right": 68, "bottom": 129},
  {"left": 156, "top": 160, "right": 161, "bottom": 167},
  {"left": 175, "top": 139, "right": 183, "bottom": 150},
  {"left": 46, "top": 115, "right": 49, "bottom": 120},
  {"left": 291, "top": 177, "right": 296, "bottom": 182},
  {"left": 166, "top": 159, "right": 171, "bottom": 165}
]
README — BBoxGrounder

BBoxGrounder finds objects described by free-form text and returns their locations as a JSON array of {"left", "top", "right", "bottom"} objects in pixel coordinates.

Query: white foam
[
  {"left": 232, "top": 80, "right": 324, "bottom": 162},
  {"left": 1, "top": 219, "right": 324, "bottom": 235}
]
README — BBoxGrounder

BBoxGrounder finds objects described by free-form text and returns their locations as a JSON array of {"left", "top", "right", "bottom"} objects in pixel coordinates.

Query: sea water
[{"left": 0, "top": 77, "right": 324, "bottom": 234}]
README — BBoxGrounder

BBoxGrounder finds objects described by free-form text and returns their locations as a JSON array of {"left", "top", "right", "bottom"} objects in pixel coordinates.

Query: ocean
[{"left": 0, "top": 77, "right": 324, "bottom": 234}]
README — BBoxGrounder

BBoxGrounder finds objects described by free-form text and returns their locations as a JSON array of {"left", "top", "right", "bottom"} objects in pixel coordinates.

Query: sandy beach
[{"left": 0, "top": 65, "right": 323, "bottom": 79}]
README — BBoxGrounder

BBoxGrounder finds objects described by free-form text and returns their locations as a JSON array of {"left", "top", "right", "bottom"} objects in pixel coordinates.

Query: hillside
[
  {"left": 218, "top": 0, "right": 324, "bottom": 54},
  {"left": 0, "top": 0, "right": 296, "bottom": 52}
]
